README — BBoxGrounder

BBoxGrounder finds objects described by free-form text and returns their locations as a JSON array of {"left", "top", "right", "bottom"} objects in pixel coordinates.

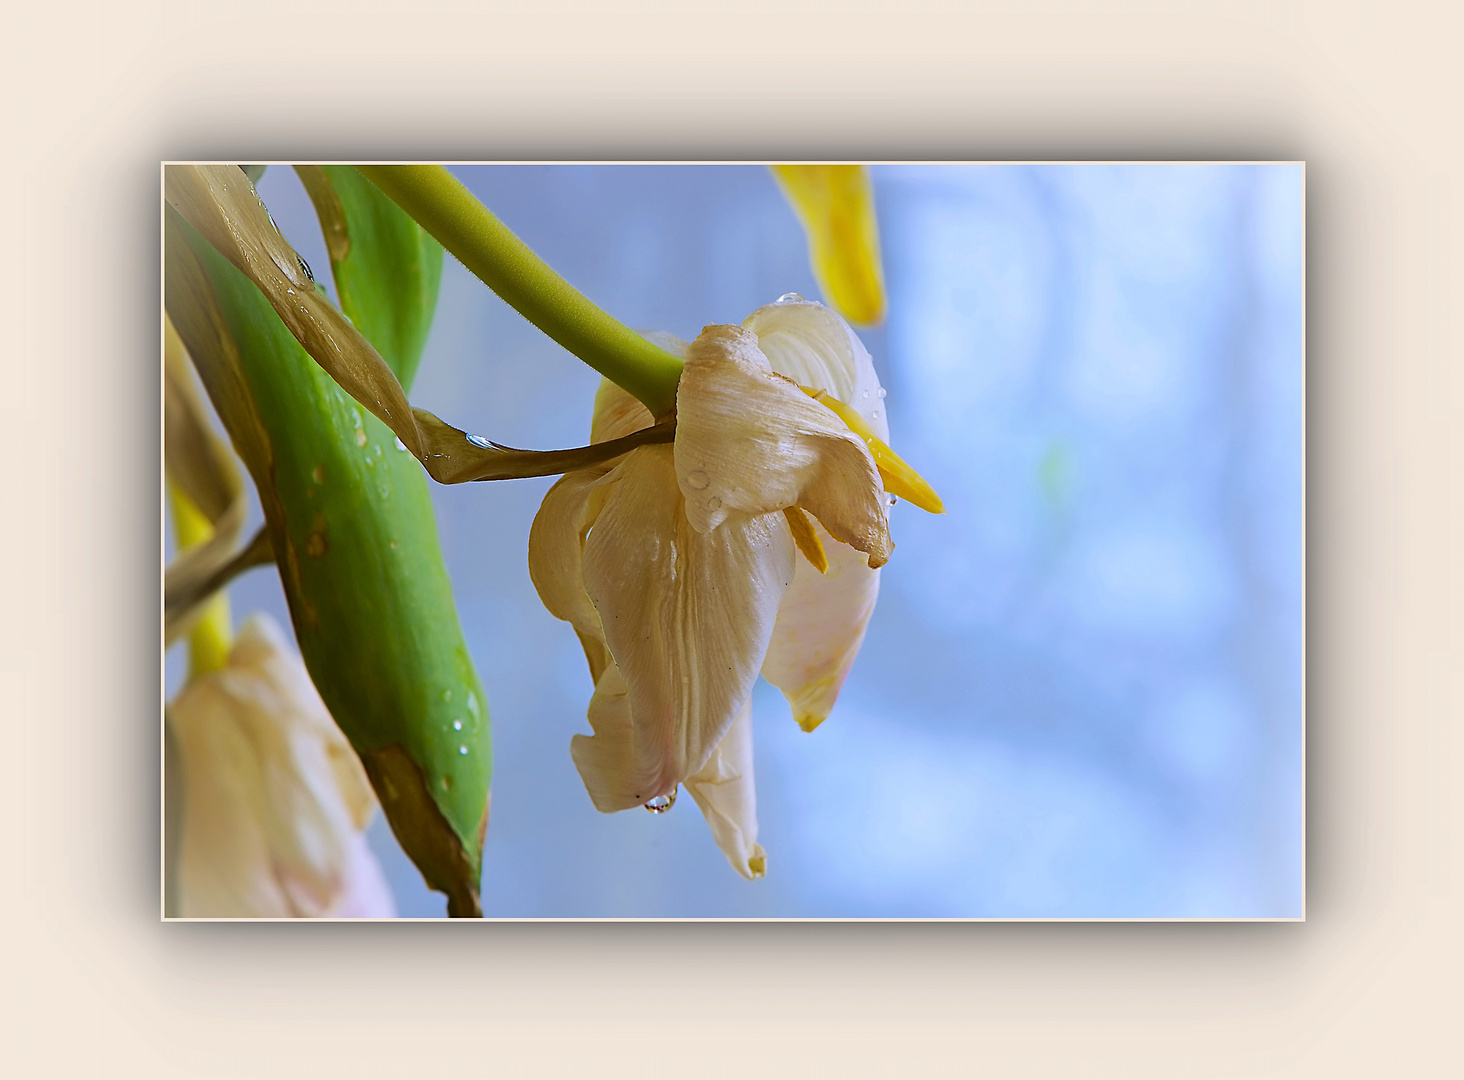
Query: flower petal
[
  {"left": 674, "top": 324, "right": 891, "bottom": 567},
  {"left": 324, "top": 832, "right": 398, "bottom": 917},
  {"left": 169, "top": 614, "right": 388, "bottom": 917},
  {"left": 591, "top": 378, "right": 655, "bottom": 445},
  {"left": 769, "top": 165, "right": 886, "bottom": 326},
  {"left": 569, "top": 661, "right": 639, "bottom": 811},
  {"left": 578, "top": 444, "right": 795, "bottom": 805},
  {"left": 762, "top": 515, "right": 880, "bottom": 732},
  {"left": 591, "top": 333, "right": 686, "bottom": 443},
  {"left": 743, "top": 299, "right": 890, "bottom": 441},
  {"left": 684, "top": 697, "right": 766, "bottom": 879},
  {"left": 528, "top": 465, "right": 617, "bottom": 682}
]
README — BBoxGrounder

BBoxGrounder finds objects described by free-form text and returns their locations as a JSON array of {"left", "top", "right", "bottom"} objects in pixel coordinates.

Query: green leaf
[
  {"left": 296, "top": 164, "right": 443, "bottom": 392},
  {"left": 165, "top": 164, "right": 668, "bottom": 487},
  {"left": 166, "top": 207, "right": 491, "bottom": 917}
]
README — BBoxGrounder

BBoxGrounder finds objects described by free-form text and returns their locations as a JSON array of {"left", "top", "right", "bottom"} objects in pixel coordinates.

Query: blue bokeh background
[{"left": 171, "top": 163, "right": 1303, "bottom": 918}]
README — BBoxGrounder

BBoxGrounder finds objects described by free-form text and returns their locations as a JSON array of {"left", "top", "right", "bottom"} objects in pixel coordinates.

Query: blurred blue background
[{"left": 168, "top": 163, "right": 1303, "bottom": 918}]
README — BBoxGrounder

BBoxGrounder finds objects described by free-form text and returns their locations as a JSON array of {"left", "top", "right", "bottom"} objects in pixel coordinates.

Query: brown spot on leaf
[{"left": 306, "top": 512, "right": 329, "bottom": 558}]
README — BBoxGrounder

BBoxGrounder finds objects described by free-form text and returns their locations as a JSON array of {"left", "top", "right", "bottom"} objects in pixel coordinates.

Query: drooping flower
[
  {"left": 167, "top": 613, "right": 396, "bottom": 918},
  {"left": 529, "top": 299, "right": 939, "bottom": 878}
]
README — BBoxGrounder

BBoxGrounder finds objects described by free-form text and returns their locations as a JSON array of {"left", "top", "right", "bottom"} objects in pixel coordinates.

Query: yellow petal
[
  {"left": 803, "top": 388, "right": 945, "bottom": 515},
  {"left": 771, "top": 165, "right": 886, "bottom": 326},
  {"left": 783, "top": 506, "right": 828, "bottom": 574}
]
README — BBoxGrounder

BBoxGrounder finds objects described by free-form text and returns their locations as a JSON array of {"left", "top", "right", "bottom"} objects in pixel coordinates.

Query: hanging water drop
[
  {"left": 393, "top": 436, "right": 409, "bottom": 452},
  {"left": 452, "top": 720, "right": 463, "bottom": 732},
  {"left": 466, "top": 433, "right": 491, "bottom": 449},
  {"left": 644, "top": 787, "right": 678, "bottom": 814},
  {"left": 458, "top": 745, "right": 469, "bottom": 755}
]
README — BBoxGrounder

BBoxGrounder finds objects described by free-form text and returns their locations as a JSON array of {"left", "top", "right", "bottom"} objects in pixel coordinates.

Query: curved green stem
[{"left": 356, "top": 165, "right": 684, "bottom": 418}]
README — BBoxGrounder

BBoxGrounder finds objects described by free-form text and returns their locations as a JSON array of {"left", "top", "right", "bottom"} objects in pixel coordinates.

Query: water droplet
[
  {"left": 355, "top": 429, "right": 368, "bottom": 447},
  {"left": 467, "top": 692, "right": 480, "bottom": 718},
  {"left": 888, "top": 495, "right": 898, "bottom": 506},
  {"left": 707, "top": 496, "right": 722, "bottom": 511},
  {"left": 685, "top": 469, "right": 710, "bottom": 490},
  {"left": 443, "top": 689, "right": 454, "bottom": 702},
  {"left": 394, "top": 436, "right": 409, "bottom": 452},
  {"left": 878, "top": 387, "right": 888, "bottom": 399},
  {"left": 297, "top": 254, "right": 315, "bottom": 284},
  {"left": 776, "top": 292, "right": 805, "bottom": 303},
  {"left": 644, "top": 787, "right": 678, "bottom": 814},
  {"left": 458, "top": 745, "right": 469, "bottom": 755},
  {"left": 311, "top": 465, "right": 325, "bottom": 485},
  {"left": 862, "top": 389, "right": 871, "bottom": 399},
  {"left": 466, "top": 433, "right": 491, "bottom": 448},
  {"left": 452, "top": 720, "right": 463, "bottom": 731}
]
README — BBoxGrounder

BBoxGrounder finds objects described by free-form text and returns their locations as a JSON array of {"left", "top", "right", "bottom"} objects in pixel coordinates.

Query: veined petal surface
[
  {"left": 169, "top": 615, "right": 392, "bottom": 918},
  {"left": 762, "top": 515, "right": 881, "bottom": 731},
  {"left": 674, "top": 324, "right": 891, "bottom": 566},
  {"left": 744, "top": 300, "right": 890, "bottom": 441},
  {"left": 579, "top": 445, "right": 795, "bottom": 804},
  {"left": 743, "top": 301, "right": 888, "bottom": 731},
  {"left": 684, "top": 697, "right": 766, "bottom": 879}
]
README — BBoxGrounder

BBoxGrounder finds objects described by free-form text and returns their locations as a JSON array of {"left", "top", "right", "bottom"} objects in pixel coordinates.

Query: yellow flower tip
[
  {"left": 799, "top": 386, "right": 945, "bottom": 515},
  {"left": 771, "top": 164, "right": 887, "bottom": 326},
  {"left": 871, "top": 444, "right": 946, "bottom": 515},
  {"left": 747, "top": 852, "right": 767, "bottom": 879},
  {"left": 783, "top": 507, "right": 829, "bottom": 573},
  {"left": 795, "top": 711, "right": 827, "bottom": 733},
  {"left": 168, "top": 484, "right": 234, "bottom": 677}
]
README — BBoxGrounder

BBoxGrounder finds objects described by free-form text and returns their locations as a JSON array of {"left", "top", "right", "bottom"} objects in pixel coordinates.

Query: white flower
[
  {"left": 167, "top": 614, "right": 396, "bottom": 917},
  {"left": 529, "top": 299, "right": 938, "bottom": 879}
]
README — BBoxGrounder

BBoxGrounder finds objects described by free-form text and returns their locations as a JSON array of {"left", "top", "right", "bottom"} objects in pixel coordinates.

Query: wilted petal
[
  {"left": 674, "top": 324, "right": 891, "bottom": 566},
  {"left": 743, "top": 299, "right": 890, "bottom": 441},
  {"left": 528, "top": 466, "right": 617, "bottom": 682},
  {"left": 325, "top": 833, "right": 398, "bottom": 917},
  {"left": 684, "top": 697, "right": 766, "bottom": 879},
  {"left": 169, "top": 614, "right": 391, "bottom": 917},
  {"left": 580, "top": 445, "right": 795, "bottom": 804},
  {"left": 591, "top": 377, "right": 656, "bottom": 445},
  {"left": 762, "top": 514, "right": 881, "bottom": 732},
  {"left": 569, "top": 661, "right": 639, "bottom": 812},
  {"left": 591, "top": 333, "right": 685, "bottom": 444}
]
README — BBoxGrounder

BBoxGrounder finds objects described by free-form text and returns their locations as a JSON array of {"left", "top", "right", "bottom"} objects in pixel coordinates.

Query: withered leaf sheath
[
  {"left": 166, "top": 205, "right": 489, "bottom": 917},
  {"left": 164, "top": 165, "right": 672, "bottom": 486}
]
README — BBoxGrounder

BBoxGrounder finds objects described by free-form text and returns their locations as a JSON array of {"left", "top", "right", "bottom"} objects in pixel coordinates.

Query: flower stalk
[{"left": 355, "top": 165, "right": 685, "bottom": 418}]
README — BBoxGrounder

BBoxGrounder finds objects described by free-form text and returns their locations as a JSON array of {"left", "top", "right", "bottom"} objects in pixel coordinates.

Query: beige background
[{"left": 4, "top": 1, "right": 1459, "bottom": 1075}]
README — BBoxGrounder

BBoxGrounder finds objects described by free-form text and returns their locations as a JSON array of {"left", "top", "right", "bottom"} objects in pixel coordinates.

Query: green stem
[{"left": 356, "top": 165, "right": 684, "bottom": 418}]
